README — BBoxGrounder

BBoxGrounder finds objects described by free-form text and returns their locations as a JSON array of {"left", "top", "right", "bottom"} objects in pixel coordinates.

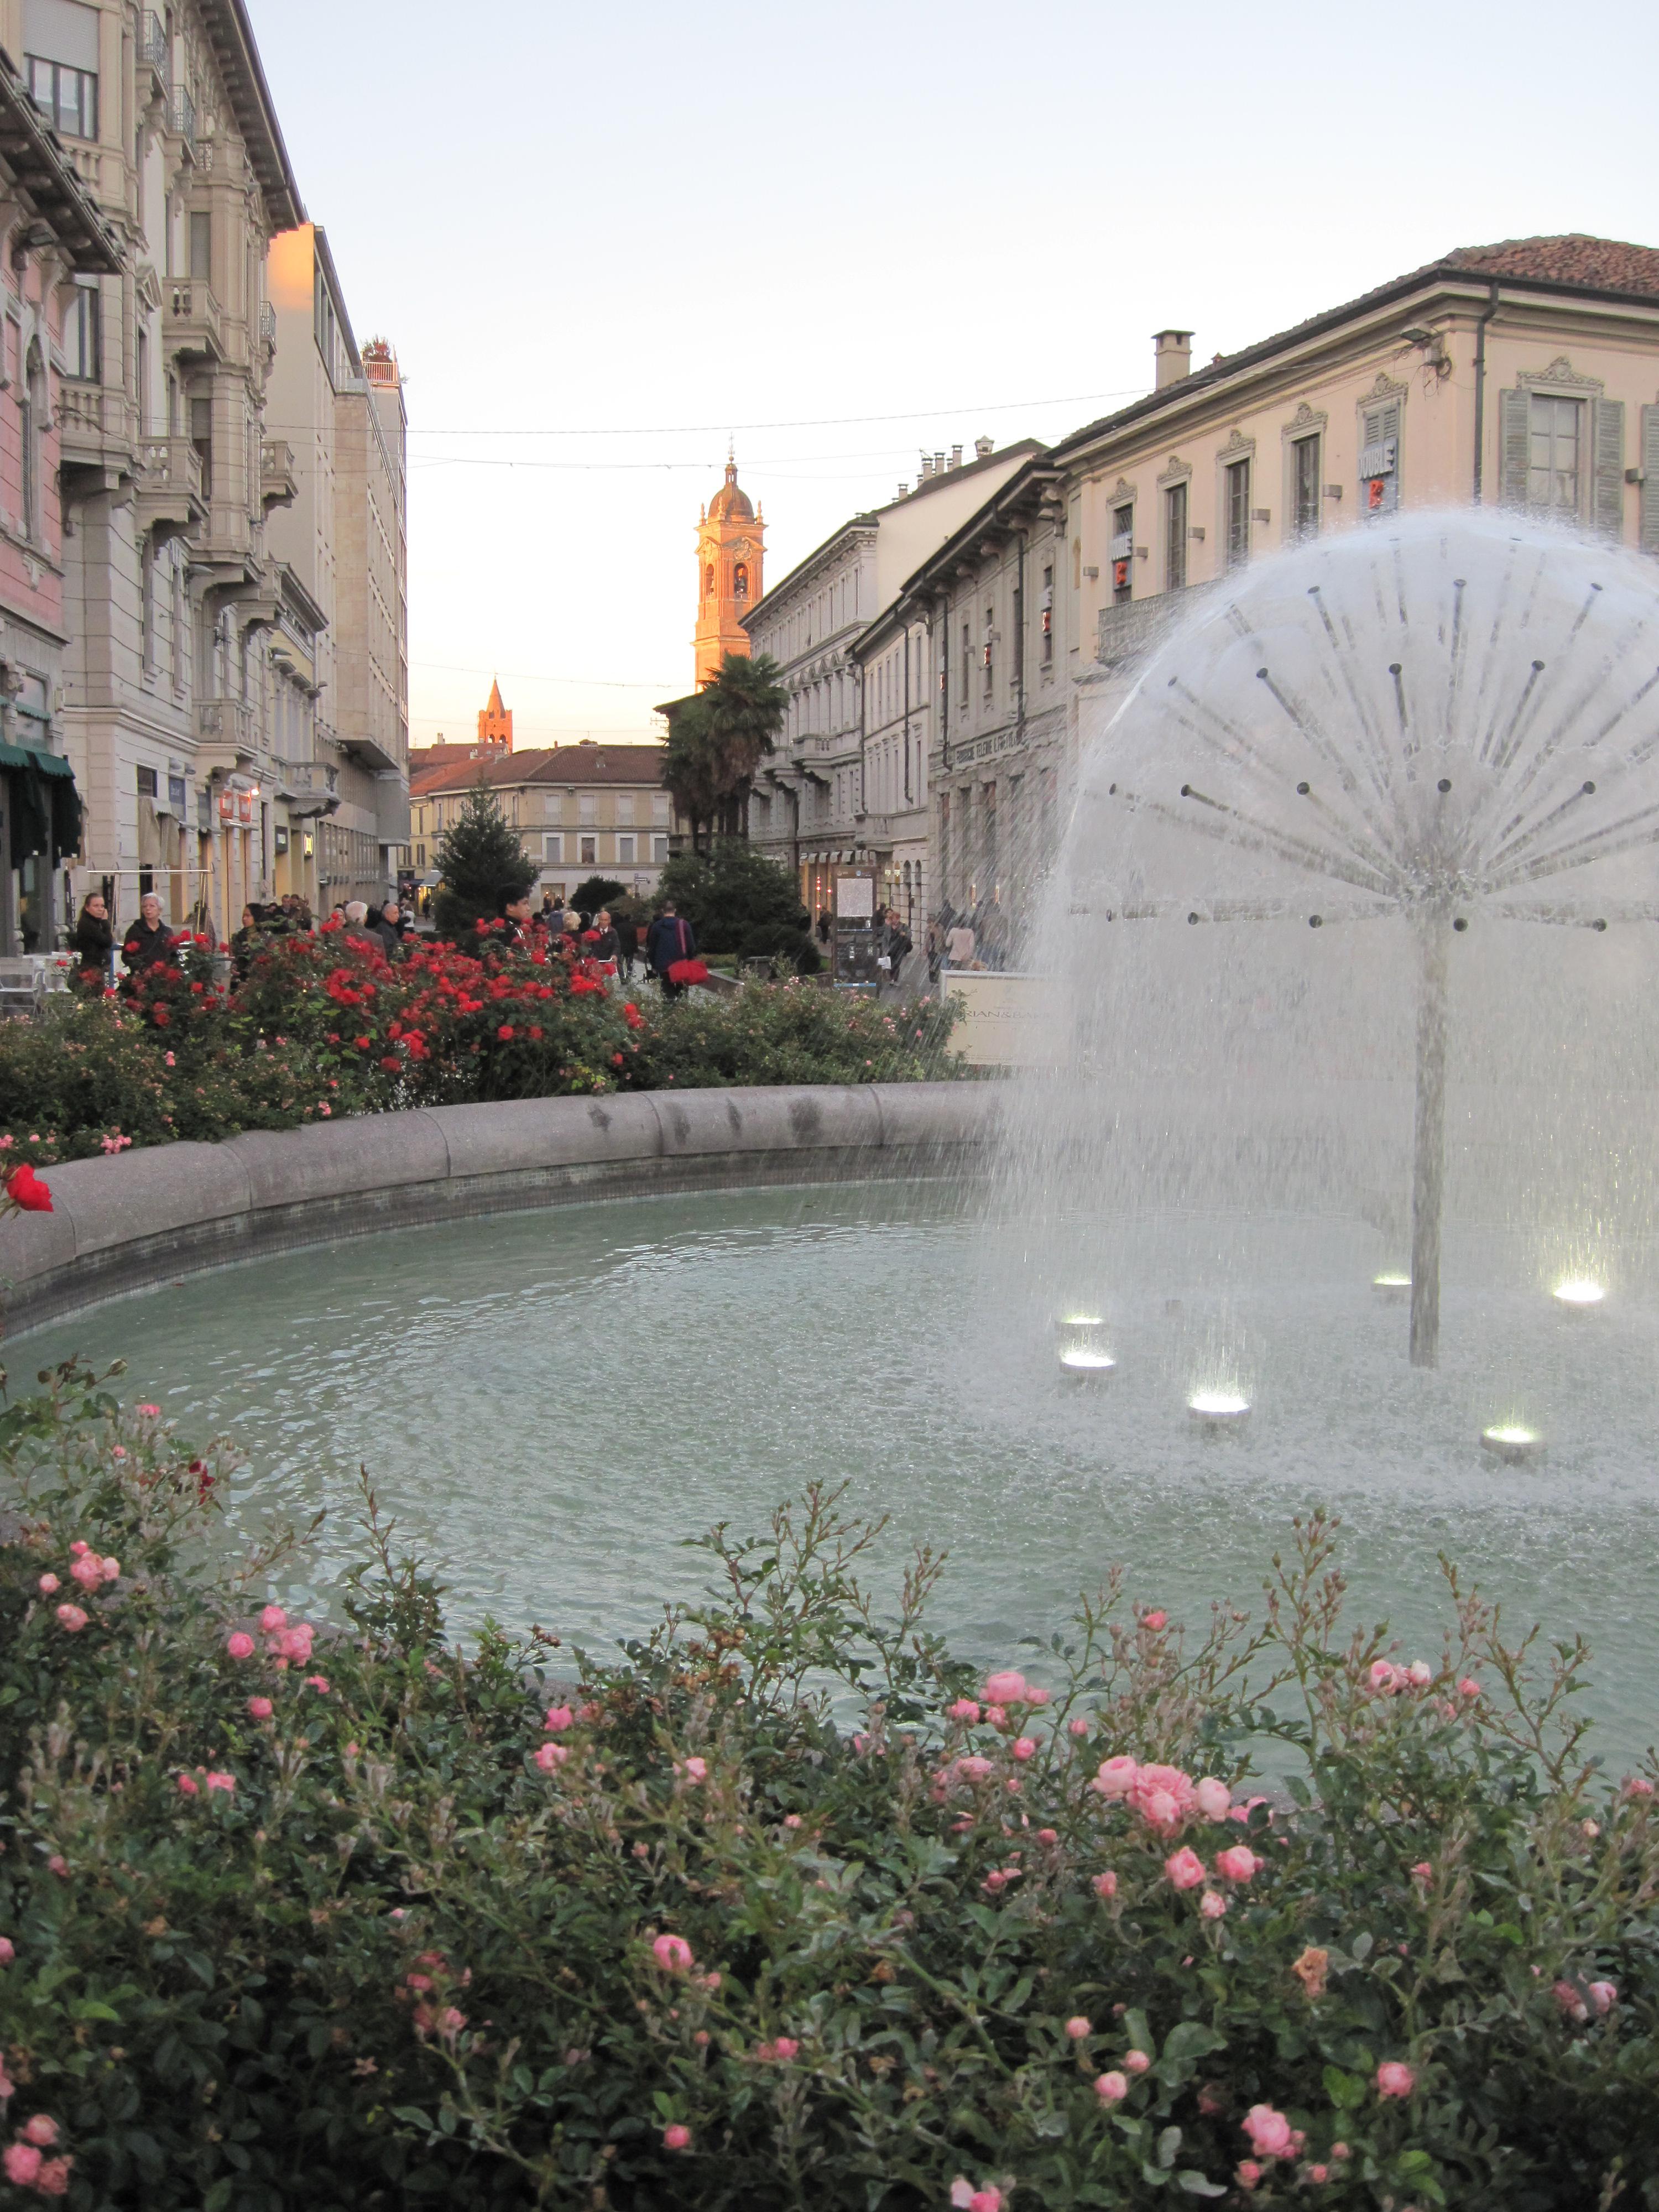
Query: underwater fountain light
[
  {"left": 1372, "top": 1273, "right": 1411, "bottom": 1300},
  {"left": 1059, "top": 1347, "right": 1117, "bottom": 1381},
  {"left": 1552, "top": 1277, "right": 1606, "bottom": 1310},
  {"left": 1480, "top": 1423, "right": 1545, "bottom": 1465},
  {"left": 1189, "top": 1389, "right": 1250, "bottom": 1427}
]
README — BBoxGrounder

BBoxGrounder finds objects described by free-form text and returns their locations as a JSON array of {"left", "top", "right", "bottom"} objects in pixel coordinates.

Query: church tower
[
  {"left": 477, "top": 678, "right": 513, "bottom": 751},
  {"left": 693, "top": 456, "right": 764, "bottom": 687}
]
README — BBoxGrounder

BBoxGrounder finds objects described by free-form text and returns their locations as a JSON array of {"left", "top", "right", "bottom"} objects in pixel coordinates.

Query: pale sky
[{"left": 252, "top": 0, "right": 1659, "bottom": 750}]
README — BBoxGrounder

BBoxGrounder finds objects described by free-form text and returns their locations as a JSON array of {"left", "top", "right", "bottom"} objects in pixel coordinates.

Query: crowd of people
[{"left": 63, "top": 884, "right": 703, "bottom": 998}]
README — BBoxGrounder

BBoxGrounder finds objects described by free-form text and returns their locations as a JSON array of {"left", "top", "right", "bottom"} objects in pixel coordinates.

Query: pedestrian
[
  {"left": 69, "top": 890, "right": 113, "bottom": 989},
  {"left": 645, "top": 898, "right": 697, "bottom": 998},
  {"left": 376, "top": 896, "right": 408, "bottom": 954},
  {"left": 492, "top": 885, "right": 535, "bottom": 953},
  {"left": 614, "top": 907, "right": 639, "bottom": 979},
  {"left": 816, "top": 908, "right": 832, "bottom": 946},
  {"left": 229, "top": 904, "right": 269, "bottom": 983},
  {"left": 588, "top": 906, "right": 619, "bottom": 971},
  {"left": 539, "top": 891, "right": 558, "bottom": 927},
  {"left": 120, "top": 892, "right": 180, "bottom": 980},
  {"left": 877, "top": 906, "right": 913, "bottom": 997},
  {"left": 945, "top": 914, "right": 975, "bottom": 968}
]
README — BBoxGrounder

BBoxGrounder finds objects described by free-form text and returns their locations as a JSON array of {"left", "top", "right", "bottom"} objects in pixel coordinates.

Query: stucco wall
[{"left": 0, "top": 1082, "right": 1005, "bottom": 1335}]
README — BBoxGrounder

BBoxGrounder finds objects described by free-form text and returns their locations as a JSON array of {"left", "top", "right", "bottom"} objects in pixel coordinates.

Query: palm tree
[{"left": 662, "top": 653, "right": 788, "bottom": 853}]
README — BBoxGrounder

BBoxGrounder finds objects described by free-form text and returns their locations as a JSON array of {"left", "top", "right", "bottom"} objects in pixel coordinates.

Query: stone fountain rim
[{"left": 0, "top": 1082, "right": 1010, "bottom": 1338}]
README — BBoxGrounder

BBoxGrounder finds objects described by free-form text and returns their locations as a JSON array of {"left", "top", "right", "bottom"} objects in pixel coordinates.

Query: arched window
[
  {"left": 734, "top": 562, "right": 748, "bottom": 599},
  {"left": 20, "top": 340, "right": 43, "bottom": 544},
  {"left": 704, "top": 564, "right": 715, "bottom": 599}
]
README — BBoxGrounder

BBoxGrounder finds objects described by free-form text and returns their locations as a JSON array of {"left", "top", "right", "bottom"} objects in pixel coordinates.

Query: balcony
[
  {"left": 166, "top": 84, "right": 196, "bottom": 160},
  {"left": 56, "top": 382, "right": 134, "bottom": 484},
  {"left": 139, "top": 11, "right": 168, "bottom": 90},
  {"left": 165, "top": 280, "right": 224, "bottom": 363},
  {"left": 336, "top": 729, "right": 403, "bottom": 775},
  {"left": 274, "top": 759, "right": 340, "bottom": 818},
  {"left": 133, "top": 437, "right": 206, "bottom": 545},
  {"left": 195, "top": 697, "right": 256, "bottom": 765},
  {"left": 1094, "top": 586, "right": 1214, "bottom": 670},
  {"left": 259, "top": 300, "right": 276, "bottom": 354},
  {"left": 260, "top": 438, "right": 296, "bottom": 510}
]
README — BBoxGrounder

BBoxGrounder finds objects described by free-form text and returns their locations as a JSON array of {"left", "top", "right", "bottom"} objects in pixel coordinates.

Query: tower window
[
  {"left": 705, "top": 564, "right": 715, "bottom": 598},
  {"left": 734, "top": 562, "right": 748, "bottom": 599}
]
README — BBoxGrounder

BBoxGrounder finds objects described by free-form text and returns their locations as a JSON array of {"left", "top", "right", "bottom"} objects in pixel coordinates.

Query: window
[
  {"left": 1224, "top": 458, "right": 1251, "bottom": 570},
  {"left": 579, "top": 834, "right": 597, "bottom": 864},
  {"left": 1013, "top": 586, "right": 1024, "bottom": 689},
  {"left": 19, "top": 342, "right": 43, "bottom": 544},
  {"left": 542, "top": 791, "right": 561, "bottom": 821},
  {"left": 617, "top": 834, "right": 635, "bottom": 863},
  {"left": 652, "top": 791, "right": 669, "bottom": 824},
  {"left": 190, "top": 394, "right": 211, "bottom": 493},
  {"left": 961, "top": 621, "right": 971, "bottom": 709},
  {"left": 1165, "top": 481, "right": 1188, "bottom": 590},
  {"left": 136, "top": 765, "right": 158, "bottom": 797},
  {"left": 1041, "top": 564, "right": 1054, "bottom": 662},
  {"left": 65, "top": 278, "right": 100, "bottom": 382},
  {"left": 733, "top": 562, "right": 748, "bottom": 599},
  {"left": 1528, "top": 394, "right": 1583, "bottom": 514},
  {"left": 543, "top": 833, "right": 562, "bottom": 862},
  {"left": 140, "top": 540, "right": 156, "bottom": 669},
  {"left": 652, "top": 834, "right": 668, "bottom": 862},
  {"left": 135, "top": 326, "right": 148, "bottom": 432},
  {"left": 983, "top": 606, "right": 994, "bottom": 696},
  {"left": 578, "top": 792, "right": 596, "bottom": 824},
  {"left": 1291, "top": 435, "right": 1321, "bottom": 539},
  {"left": 704, "top": 563, "right": 714, "bottom": 599},
  {"left": 189, "top": 211, "right": 211, "bottom": 282},
  {"left": 1359, "top": 399, "right": 1400, "bottom": 517},
  {"left": 616, "top": 794, "right": 634, "bottom": 825},
  {"left": 170, "top": 557, "right": 185, "bottom": 688},
  {"left": 1111, "top": 503, "right": 1134, "bottom": 604},
  {"left": 24, "top": 54, "right": 96, "bottom": 138}
]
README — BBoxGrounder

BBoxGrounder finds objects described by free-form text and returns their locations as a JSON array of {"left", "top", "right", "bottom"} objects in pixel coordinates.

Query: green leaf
[
  {"left": 1157, "top": 2125, "right": 1183, "bottom": 2168},
  {"left": 1322, "top": 2064, "right": 1365, "bottom": 2111},
  {"left": 390, "top": 2106, "right": 431, "bottom": 2129},
  {"left": 1351, "top": 1932, "right": 1374, "bottom": 1962},
  {"left": 1162, "top": 2022, "right": 1224, "bottom": 2063},
  {"left": 1176, "top": 2177, "right": 1228, "bottom": 2199},
  {"left": 1285, "top": 1772, "right": 1311, "bottom": 1807},
  {"left": 1124, "top": 2009, "right": 1154, "bottom": 2057}
]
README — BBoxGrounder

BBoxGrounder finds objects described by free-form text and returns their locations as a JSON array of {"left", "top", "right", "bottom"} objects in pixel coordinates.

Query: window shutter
[
  {"left": 1497, "top": 389, "right": 1530, "bottom": 509},
  {"left": 1592, "top": 398, "right": 1625, "bottom": 536},
  {"left": 1359, "top": 399, "right": 1401, "bottom": 514},
  {"left": 1641, "top": 405, "right": 1659, "bottom": 553}
]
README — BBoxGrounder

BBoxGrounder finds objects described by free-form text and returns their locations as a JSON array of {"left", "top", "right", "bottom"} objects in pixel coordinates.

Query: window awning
[{"left": 0, "top": 740, "right": 73, "bottom": 778}]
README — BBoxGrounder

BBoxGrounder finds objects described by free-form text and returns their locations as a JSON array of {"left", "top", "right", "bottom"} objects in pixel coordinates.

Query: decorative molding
[
  {"left": 1282, "top": 401, "right": 1328, "bottom": 441},
  {"left": 1113, "top": 477, "right": 1135, "bottom": 498},
  {"left": 1364, "top": 371, "right": 1409, "bottom": 403},
  {"left": 1517, "top": 354, "right": 1605, "bottom": 395},
  {"left": 1218, "top": 426, "right": 1256, "bottom": 459},
  {"left": 1156, "top": 455, "right": 1191, "bottom": 489}
]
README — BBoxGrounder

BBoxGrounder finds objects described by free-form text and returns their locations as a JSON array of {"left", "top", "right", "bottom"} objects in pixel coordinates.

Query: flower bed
[
  {"left": 0, "top": 1368, "right": 1653, "bottom": 2208},
  {"left": 0, "top": 927, "right": 964, "bottom": 1166}
]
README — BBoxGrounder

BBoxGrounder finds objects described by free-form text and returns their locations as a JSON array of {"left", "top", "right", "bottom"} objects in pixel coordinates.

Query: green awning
[{"left": 0, "top": 740, "right": 72, "bottom": 778}]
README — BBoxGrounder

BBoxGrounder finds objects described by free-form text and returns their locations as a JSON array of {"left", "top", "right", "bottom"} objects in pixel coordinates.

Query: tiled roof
[
  {"left": 409, "top": 743, "right": 666, "bottom": 799},
  {"left": 1443, "top": 234, "right": 1659, "bottom": 298},
  {"left": 1055, "top": 233, "right": 1659, "bottom": 461}
]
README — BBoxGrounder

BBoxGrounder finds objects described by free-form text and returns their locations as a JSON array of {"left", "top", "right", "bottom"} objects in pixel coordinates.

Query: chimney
[
  {"left": 896, "top": 482, "right": 909, "bottom": 499},
  {"left": 1153, "top": 329, "right": 1193, "bottom": 389},
  {"left": 950, "top": 444, "right": 963, "bottom": 470},
  {"left": 933, "top": 451, "right": 945, "bottom": 477},
  {"left": 974, "top": 434, "right": 994, "bottom": 459},
  {"left": 919, "top": 452, "right": 934, "bottom": 479}
]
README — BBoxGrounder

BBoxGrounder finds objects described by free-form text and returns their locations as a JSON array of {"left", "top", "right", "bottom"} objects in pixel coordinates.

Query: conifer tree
[{"left": 431, "top": 781, "right": 536, "bottom": 941}]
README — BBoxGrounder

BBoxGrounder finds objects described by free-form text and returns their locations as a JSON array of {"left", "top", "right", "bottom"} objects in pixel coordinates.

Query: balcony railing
[
  {"left": 259, "top": 300, "right": 276, "bottom": 347},
  {"left": 56, "top": 382, "right": 131, "bottom": 456},
  {"left": 164, "top": 281, "right": 223, "bottom": 362},
  {"left": 259, "top": 437, "right": 296, "bottom": 509},
  {"left": 196, "top": 697, "right": 254, "bottom": 754},
  {"left": 274, "top": 759, "right": 340, "bottom": 816},
  {"left": 133, "top": 436, "right": 206, "bottom": 542},
  {"left": 168, "top": 84, "right": 196, "bottom": 156},
  {"left": 1094, "top": 586, "right": 1214, "bottom": 669},
  {"left": 139, "top": 11, "right": 168, "bottom": 79}
]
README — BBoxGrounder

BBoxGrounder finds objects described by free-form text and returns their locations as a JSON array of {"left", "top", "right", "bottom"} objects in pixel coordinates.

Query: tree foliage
[
  {"left": 431, "top": 782, "right": 536, "bottom": 941},
  {"left": 662, "top": 652, "right": 787, "bottom": 851},
  {"left": 655, "top": 841, "right": 811, "bottom": 959}
]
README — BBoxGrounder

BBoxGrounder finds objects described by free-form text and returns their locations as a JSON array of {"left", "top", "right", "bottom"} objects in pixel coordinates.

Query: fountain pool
[{"left": 19, "top": 1178, "right": 1659, "bottom": 1764}]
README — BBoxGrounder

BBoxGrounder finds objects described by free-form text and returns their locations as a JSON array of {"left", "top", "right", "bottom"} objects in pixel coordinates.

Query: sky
[{"left": 249, "top": 0, "right": 1659, "bottom": 751}]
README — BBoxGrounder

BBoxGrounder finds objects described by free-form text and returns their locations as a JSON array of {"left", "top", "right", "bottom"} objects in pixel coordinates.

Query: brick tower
[
  {"left": 477, "top": 677, "right": 513, "bottom": 751},
  {"left": 693, "top": 455, "right": 764, "bottom": 687}
]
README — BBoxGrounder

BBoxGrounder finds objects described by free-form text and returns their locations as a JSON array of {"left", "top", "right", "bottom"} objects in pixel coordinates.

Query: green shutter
[
  {"left": 1498, "top": 388, "right": 1530, "bottom": 508},
  {"left": 1642, "top": 405, "right": 1659, "bottom": 552},
  {"left": 1593, "top": 398, "right": 1625, "bottom": 536}
]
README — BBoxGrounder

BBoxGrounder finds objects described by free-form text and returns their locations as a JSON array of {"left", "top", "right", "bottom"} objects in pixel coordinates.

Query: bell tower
[
  {"left": 693, "top": 454, "right": 764, "bottom": 687},
  {"left": 477, "top": 678, "right": 513, "bottom": 751}
]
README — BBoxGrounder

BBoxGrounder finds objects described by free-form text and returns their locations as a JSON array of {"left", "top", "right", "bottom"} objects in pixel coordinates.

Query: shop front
[{"left": 0, "top": 739, "right": 80, "bottom": 956}]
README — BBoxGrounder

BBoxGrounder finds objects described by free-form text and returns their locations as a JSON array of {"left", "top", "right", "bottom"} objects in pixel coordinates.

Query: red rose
[
  {"left": 612, "top": 1052, "right": 624, "bottom": 1067},
  {"left": 355, "top": 1036, "right": 372, "bottom": 1049},
  {"left": 528, "top": 1025, "right": 542, "bottom": 1040},
  {"left": 380, "top": 1056, "right": 401, "bottom": 1073},
  {"left": 497, "top": 1024, "right": 514, "bottom": 1040},
  {"left": 4, "top": 1163, "right": 53, "bottom": 1212},
  {"left": 152, "top": 1005, "right": 170, "bottom": 1026}
]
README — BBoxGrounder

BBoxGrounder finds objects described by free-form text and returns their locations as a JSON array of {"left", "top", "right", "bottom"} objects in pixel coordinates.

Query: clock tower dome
[{"left": 693, "top": 455, "right": 764, "bottom": 687}]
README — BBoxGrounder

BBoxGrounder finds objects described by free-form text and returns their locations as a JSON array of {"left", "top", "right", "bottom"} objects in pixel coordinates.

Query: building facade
[
  {"left": 0, "top": 42, "right": 119, "bottom": 954},
  {"left": 741, "top": 437, "right": 1039, "bottom": 920},
  {"left": 409, "top": 734, "right": 672, "bottom": 909},
  {"left": 693, "top": 456, "right": 762, "bottom": 686},
  {"left": 265, "top": 221, "right": 408, "bottom": 915}
]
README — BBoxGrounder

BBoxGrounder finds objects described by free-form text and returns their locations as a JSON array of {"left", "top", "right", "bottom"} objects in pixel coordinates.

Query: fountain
[{"left": 1019, "top": 510, "right": 1659, "bottom": 1388}]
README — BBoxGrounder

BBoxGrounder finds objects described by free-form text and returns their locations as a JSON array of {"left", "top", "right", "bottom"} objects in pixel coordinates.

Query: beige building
[
  {"left": 264, "top": 221, "right": 408, "bottom": 912},
  {"left": 741, "top": 437, "right": 1040, "bottom": 921},
  {"left": 926, "top": 234, "right": 1659, "bottom": 950},
  {"left": 409, "top": 736, "right": 672, "bottom": 909}
]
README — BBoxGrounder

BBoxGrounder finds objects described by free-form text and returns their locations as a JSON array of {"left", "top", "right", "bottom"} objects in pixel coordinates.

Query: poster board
[{"left": 832, "top": 867, "right": 879, "bottom": 985}]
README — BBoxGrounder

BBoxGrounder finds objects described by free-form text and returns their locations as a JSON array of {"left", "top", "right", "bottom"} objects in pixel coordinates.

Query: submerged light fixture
[
  {"left": 1552, "top": 1277, "right": 1606, "bottom": 1310},
  {"left": 1057, "top": 1312, "right": 1115, "bottom": 1380},
  {"left": 1189, "top": 1389, "right": 1250, "bottom": 1427},
  {"left": 1372, "top": 1272, "right": 1411, "bottom": 1300},
  {"left": 1480, "top": 1423, "right": 1545, "bottom": 1465}
]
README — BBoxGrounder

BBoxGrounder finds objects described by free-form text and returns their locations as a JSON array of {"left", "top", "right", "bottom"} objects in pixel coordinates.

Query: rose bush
[
  {"left": 0, "top": 926, "right": 967, "bottom": 1166},
  {"left": 0, "top": 1367, "right": 1656, "bottom": 2208}
]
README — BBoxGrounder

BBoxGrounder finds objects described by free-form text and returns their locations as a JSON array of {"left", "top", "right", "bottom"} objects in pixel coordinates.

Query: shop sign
[{"left": 218, "top": 790, "right": 236, "bottom": 820}]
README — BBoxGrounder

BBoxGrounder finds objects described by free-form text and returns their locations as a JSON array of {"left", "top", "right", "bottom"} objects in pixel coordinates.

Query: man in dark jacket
[
  {"left": 613, "top": 910, "right": 639, "bottom": 979},
  {"left": 490, "top": 886, "right": 535, "bottom": 954},
  {"left": 121, "top": 893, "right": 179, "bottom": 978},
  {"left": 645, "top": 900, "right": 696, "bottom": 998}
]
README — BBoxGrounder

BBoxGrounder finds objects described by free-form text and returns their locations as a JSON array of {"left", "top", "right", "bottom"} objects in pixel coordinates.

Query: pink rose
[
  {"left": 1241, "top": 2103, "right": 1292, "bottom": 2156},
  {"left": 1236, "top": 2159, "right": 1262, "bottom": 2192},
  {"left": 1124, "top": 2048, "right": 1150, "bottom": 2073},
  {"left": 0, "top": 1938, "right": 13, "bottom": 1963},
  {"left": 1091, "top": 1870, "right": 1118, "bottom": 1900},
  {"left": 20, "top": 2115, "right": 56, "bottom": 2146},
  {"left": 1588, "top": 1980, "right": 1618, "bottom": 2015},
  {"left": 1406, "top": 1660, "right": 1432, "bottom": 1687},
  {"left": 971, "top": 2193, "right": 1003, "bottom": 2212},
  {"left": 983, "top": 1670, "right": 1027, "bottom": 1705},
  {"left": 1142, "top": 1609, "right": 1167, "bottom": 1630},
  {"left": 662, "top": 2123, "right": 691, "bottom": 2151},
  {"left": 1194, "top": 1777, "right": 1231, "bottom": 1821},
  {"left": 260, "top": 1605, "right": 287, "bottom": 1632},
  {"left": 1094, "top": 2069, "right": 1128, "bottom": 2103},
  {"left": 247, "top": 1697, "right": 273, "bottom": 1720},
  {"left": 1011, "top": 1737, "right": 1036, "bottom": 1762},
  {"left": 956, "top": 1755, "right": 994, "bottom": 1781},
  {"left": 3, "top": 2142, "right": 42, "bottom": 2186},
  {"left": 681, "top": 1756, "right": 707, "bottom": 1783},
  {"left": 226, "top": 1631, "right": 255, "bottom": 1660},
  {"left": 1164, "top": 1845, "right": 1206, "bottom": 1890},
  {"left": 1067, "top": 1715, "right": 1091, "bottom": 1738},
  {"left": 176, "top": 1773, "right": 199, "bottom": 1796},
  {"left": 1623, "top": 1776, "right": 1654, "bottom": 1797},
  {"left": 1215, "top": 1844, "right": 1261, "bottom": 1883},
  {"left": 534, "top": 1742, "right": 567, "bottom": 1772},
  {"left": 652, "top": 1934, "right": 693, "bottom": 1973},
  {"left": 1065, "top": 2015, "right": 1091, "bottom": 2039},
  {"left": 1199, "top": 1889, "right": 1227, "bottom": 1919},
  {"left": 36, "top": 1574, "right": 59, "bottom": 1595},
  {"left": 1093, "top": 1755, "right": 1138, "bottom": 1799},
  {"left": 1553, "top": 1978, "right": 1589, "bottom": 2023},
  {"left": 54, "top": 1604, "right": 87, "bottom": 1633},
  {"left": 1376, "top": 2060, "right": 1415, "bottom": 2098},
  {"left": 948, "top": 1699, "right": 980, "bottom": 1723},
  {"left": 101, "top": 1558, "right": 119, "bottom": 1582},
  {"left": 70, "top": 1556, "right": 103, "bottom": 1590},
  {"left": 1129, "top": 1764, "right": 1198, "bottom": 1833},
  {"left": 1368, "top": 1658, "right": 1400, "bottom": 1693},
  {"left": 204, "top": 1771, "right": 235, "bottom": 1794},
  {"left": 544, "top": 1705, "right": 573, "bottom": 1733},
  {"left": 772, "top": 2036, "right": 799, "bottom": 2060}
]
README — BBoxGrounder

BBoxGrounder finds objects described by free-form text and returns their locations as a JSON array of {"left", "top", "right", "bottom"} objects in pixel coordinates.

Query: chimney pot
[
  {"left": 1152, "top": 328, "right": 1194, "bottom": 389},
  {"left": 974, "top": 434, "right": 994, "bottom": 458},
  {"left": 951, "top": 444, "right": 963, "bottom": 469}
]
